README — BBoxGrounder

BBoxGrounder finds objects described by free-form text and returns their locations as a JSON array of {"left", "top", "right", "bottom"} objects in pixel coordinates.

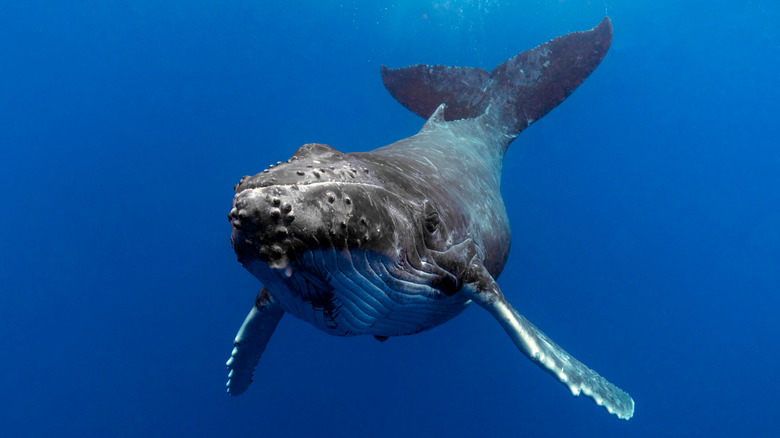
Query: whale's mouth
[{"left": 246, "top": 246, "right": 470, "bottom": 337}]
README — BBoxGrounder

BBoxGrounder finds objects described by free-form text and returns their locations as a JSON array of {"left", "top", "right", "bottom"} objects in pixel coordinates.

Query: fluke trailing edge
[{"left": 225, "top": 17, "right": 634, "bottom": 420}]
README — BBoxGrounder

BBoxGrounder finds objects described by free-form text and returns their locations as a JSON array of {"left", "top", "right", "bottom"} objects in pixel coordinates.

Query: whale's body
[{"left": 225, "top": 18, "right": 634, "bottom": 419}]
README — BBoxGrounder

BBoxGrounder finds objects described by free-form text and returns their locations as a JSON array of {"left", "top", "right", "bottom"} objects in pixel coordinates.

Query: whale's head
[{"left": 228, "top": 143, "right": 459, "bottom": 320}]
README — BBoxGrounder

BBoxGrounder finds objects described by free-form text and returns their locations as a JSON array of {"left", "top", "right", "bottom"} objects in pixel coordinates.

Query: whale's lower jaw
[{"left": 245, "top": 247, "right": 470, "bottom": 337}]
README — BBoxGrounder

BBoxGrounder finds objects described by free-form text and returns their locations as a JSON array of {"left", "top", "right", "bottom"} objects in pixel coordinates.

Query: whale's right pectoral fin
[
  {"left": 434, "top": 240, "right": 634, "bottom": 420},
  {"left": 226, "top": 287, "right": 285, "bottom": 396}
]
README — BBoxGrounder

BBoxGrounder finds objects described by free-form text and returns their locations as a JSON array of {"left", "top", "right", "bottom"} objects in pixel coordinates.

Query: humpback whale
[{"left": 225, "top": 17, "right": 634, "bottom": 420}]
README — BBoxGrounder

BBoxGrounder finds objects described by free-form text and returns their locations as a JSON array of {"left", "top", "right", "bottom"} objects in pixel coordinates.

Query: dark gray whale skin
[{"left": 225, "top": 18, "right": 634, "bottom": 420}]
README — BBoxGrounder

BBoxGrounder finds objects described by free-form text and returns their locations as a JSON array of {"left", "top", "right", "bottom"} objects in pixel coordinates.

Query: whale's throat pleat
[{"left": 269, "top": 248, "right": 470, "bottom": 337}]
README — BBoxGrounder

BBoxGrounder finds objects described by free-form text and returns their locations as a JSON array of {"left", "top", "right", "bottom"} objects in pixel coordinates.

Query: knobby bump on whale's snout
[
  {"left": 229, "top": 185, "right": 301, "bottom": 269},
  {"left": 228, "top": 179, "right": 403, "bottom": 271}
]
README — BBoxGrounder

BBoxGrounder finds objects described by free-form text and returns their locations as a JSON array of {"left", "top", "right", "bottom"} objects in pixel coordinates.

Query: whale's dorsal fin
[{"left": 419, "top": 103, "right": 448, "bottom": 132}]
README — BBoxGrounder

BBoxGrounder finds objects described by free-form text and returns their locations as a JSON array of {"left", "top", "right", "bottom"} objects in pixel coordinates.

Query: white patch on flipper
[
  {"left": 464, "top": 281, "right": 635, "bottom": 420},
  {"left": 226, "top": 296, "right": 284, "bottom": 396}
]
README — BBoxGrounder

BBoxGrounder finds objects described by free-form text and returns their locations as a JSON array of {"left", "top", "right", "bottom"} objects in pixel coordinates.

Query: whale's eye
[{"left": 424, "top": 210, "right": 440, "bottom": 233}]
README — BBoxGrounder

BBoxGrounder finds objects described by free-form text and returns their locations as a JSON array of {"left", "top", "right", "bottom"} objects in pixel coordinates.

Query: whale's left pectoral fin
[
  {"left": 226, "top": 287, "right": 285, "bottom": 396},
  {"left": 434, "top": 241, "right": 634, "bottom": 420}
]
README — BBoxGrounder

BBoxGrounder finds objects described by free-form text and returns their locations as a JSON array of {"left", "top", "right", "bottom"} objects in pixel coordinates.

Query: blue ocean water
[{"left": 1, "top": 1, "right": 778, "bottom": 436}]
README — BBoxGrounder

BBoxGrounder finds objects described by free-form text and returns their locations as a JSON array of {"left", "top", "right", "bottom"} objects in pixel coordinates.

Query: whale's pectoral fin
[
  {"left": 465, "top": 282, "right": 635, "bottom": 420},
  {"left": 226, "top": 287, "right": 284, "bottom": 396},
  {"left": 432, "top": 240, "right": 634, "bottom": 420}
]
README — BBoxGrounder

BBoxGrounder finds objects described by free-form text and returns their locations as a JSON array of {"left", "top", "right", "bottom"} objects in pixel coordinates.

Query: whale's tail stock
[{"left": 381, "top": 17, "right": 612, "bottom": 148}]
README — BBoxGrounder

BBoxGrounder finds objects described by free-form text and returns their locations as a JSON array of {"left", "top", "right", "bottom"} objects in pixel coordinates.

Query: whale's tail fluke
[{"left": 381, "top": 17, "right": 612, "bottom": 144}]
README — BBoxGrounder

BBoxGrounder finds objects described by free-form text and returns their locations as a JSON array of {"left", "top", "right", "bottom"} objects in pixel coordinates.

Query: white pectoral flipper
[
  {"left": 226, "top": 287, "right": 285, "bottom": 396},
  {"left": 459, "top": 263, "right": 635, "bottom": 420}
]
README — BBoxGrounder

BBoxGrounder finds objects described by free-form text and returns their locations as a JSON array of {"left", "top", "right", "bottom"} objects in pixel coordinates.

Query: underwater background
[{"left": 1, "top": 1, "right": 778, "bottom": 436}]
